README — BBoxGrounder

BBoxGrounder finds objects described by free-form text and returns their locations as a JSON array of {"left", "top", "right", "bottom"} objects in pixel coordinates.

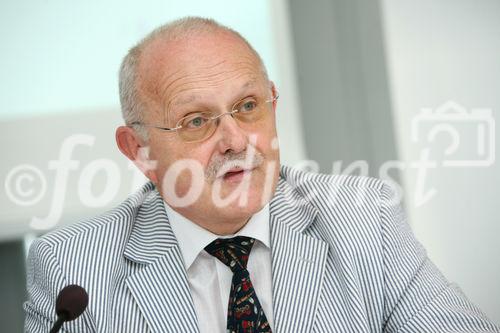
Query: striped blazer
[{"left": 24, "top": 165, "right": 500, "bottom": 332}]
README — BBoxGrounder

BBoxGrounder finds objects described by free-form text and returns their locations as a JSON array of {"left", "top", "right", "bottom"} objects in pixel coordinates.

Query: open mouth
[
  {"left": 223, "top": 169, "right": 245, "bottom": 180},
  {"left": 219, "top": 167, "right": 255, "bottom": 183}
]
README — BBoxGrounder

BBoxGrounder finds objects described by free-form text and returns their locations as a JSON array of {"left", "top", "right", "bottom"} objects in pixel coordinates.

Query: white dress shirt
[{"left": 164, "top": 202, "right": 274, "bottom": 333}]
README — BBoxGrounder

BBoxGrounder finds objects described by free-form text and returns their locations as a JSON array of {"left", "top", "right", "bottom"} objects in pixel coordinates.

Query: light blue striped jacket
[{"left": 24, "top": 165, "right": 500, "bottom": 332}]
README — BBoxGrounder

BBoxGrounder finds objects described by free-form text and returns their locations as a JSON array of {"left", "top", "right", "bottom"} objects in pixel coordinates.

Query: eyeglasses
[{"left": 128, "top": 93, "right": 279, "bottom": 143}]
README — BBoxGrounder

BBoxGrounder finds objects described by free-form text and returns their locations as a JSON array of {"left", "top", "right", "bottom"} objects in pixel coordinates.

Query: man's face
[{"left": 137, "top": 31, "right": 280, "bottom": 232}]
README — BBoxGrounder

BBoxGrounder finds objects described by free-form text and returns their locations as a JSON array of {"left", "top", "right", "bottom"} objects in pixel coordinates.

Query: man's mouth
[
  {"left": 223, "top": 168, "right": 244, "bottom": 178},
  {"left": 219, "top": 167, "right": 255, "bottom": 182}
]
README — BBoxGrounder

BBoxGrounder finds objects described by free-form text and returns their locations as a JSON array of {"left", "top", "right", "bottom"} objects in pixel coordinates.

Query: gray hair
[{"left": 118, "top": 16, "right": 268, "bottom": 141}]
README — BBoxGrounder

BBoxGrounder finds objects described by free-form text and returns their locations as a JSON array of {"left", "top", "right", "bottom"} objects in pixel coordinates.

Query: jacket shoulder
[
  {"left": 278, "top": 165, "right": 399, "bottom": 239},
  {"left": 279, "top": 164, "right": 388, "bottom": 192},
  {"left": 35, "top": 181, "right": 156, "bottom": 249}
]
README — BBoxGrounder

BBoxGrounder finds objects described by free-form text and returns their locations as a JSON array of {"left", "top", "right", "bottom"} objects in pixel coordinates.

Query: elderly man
[{"left": 24, "top": 17, "right": 499, "bottom": 333}]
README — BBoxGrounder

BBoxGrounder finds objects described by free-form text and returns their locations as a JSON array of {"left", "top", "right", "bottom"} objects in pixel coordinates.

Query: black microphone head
[{"left": 55, "top": 284, "right": 89, "bottom": 321}]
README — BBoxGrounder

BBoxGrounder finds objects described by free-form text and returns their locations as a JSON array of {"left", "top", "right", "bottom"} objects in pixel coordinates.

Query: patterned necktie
[{"left": 204, "top": 236, "right": 272, "bottom": 333}]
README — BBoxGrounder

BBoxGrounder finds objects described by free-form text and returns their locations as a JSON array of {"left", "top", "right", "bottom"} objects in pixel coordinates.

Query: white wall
[{"left": 381, "top": 0, "right": 500, "bottom": 323}]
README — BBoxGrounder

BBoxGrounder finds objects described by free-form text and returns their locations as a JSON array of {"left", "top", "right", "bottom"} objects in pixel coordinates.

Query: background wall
[{"left": 287, "top": 0, "right": 399, "bottom": 179}]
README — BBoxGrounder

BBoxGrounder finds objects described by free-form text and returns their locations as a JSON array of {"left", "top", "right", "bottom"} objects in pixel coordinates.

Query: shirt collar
[{"left": 164, "top": 202, "right": 270, "bottom": 270}]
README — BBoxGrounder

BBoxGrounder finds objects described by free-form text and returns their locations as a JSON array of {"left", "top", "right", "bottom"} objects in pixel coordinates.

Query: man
[{"left": 24, "top": 17, "right": 499, "bottom": 333}]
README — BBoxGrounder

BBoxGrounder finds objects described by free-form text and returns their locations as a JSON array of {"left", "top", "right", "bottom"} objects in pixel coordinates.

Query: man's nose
[{"left": 215, "top": 115, "right": 248, "bottom": 154}]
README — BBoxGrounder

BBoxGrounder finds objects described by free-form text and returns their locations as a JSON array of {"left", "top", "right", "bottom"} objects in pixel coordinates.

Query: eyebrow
[{"left": 172, "top": 79, "right": 257, "bottom": 107}]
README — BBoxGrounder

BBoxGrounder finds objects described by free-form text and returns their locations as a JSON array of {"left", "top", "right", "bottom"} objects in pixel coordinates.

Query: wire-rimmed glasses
[{"left": 128, "top": 93, "right": 279, "bottom": 143}]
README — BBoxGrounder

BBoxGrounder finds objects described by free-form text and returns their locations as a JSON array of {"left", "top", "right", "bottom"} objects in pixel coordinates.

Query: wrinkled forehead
[{"left": 137, "top": 32, "right": 267, "bottom": 119}]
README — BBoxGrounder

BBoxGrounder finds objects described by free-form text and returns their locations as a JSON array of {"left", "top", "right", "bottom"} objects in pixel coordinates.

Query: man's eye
[
  {"left": 185, "top": 116, "right": 208, "bottom": 129},
  {"left": 238, "top": 99, "right": 258, "bottom": 112}
]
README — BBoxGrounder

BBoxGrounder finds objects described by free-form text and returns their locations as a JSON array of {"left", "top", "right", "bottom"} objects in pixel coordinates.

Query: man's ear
[
  {"left": 269, "top": 81, "right": 278, "bottom": 110},
  {"left": 115, "top": 126, "right": 158, "bottom": 183}
]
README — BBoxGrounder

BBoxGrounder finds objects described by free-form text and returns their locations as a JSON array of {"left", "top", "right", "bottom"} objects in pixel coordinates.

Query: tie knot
[{"left": 204, "top": 236, "right": 255, "bottom": 272}]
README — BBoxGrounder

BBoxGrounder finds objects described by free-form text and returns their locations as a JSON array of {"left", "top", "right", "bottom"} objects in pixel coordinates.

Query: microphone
[{"left": 49, "top": 284, "right": 89, "bottom": 333}]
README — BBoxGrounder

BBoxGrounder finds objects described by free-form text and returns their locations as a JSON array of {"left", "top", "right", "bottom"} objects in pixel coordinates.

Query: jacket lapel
[
  {"left": 270, "top": 174, "right": 329, "bottom": 333},
  {"left": 123, "top": 185, "right": 199, "bottom": 333}
]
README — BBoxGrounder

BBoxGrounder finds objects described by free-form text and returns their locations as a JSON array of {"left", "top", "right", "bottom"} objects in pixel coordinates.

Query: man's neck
[{"left": 169, "top": 205, "right": 251, "bottom": 236}]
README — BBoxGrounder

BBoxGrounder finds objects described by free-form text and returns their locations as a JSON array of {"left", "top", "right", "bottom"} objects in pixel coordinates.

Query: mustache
[{"left": 205, "top": 147, "right": 264, "bottom": 181}]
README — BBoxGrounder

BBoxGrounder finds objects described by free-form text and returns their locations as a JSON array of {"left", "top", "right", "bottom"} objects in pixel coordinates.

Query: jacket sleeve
[
  {"left": 379, "top": 182, "right": 500, "bottom": 333},
  {"left": 23, "top": 238, "right": 94, "bottom": 333}
]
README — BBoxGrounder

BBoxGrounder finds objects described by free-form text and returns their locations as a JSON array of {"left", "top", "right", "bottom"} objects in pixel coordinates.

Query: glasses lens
[
  {"left": 177, "top": 113, "right": 216, "bottom": 142},
  {"left": 175, "top": 95, "right": 274, "bottom": 142},
  {"left": 233, "top": 97, "right": 269, "bottom": 123}
]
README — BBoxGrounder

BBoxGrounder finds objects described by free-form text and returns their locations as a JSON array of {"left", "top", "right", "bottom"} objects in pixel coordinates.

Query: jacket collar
[
  {"left": 269, "top": 165, "right": 319, "bottom": 233},
  {"left": 268, "top": 166, "right": 328, "bottom": 332},
  {"left": 123, "top": 184, "right": 179, "bottom": 265}
]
